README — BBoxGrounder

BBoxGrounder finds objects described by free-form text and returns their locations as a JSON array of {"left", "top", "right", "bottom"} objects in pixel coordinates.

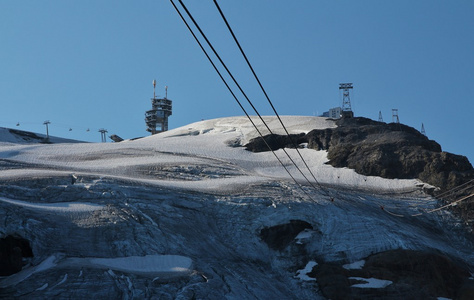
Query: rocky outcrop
[
  {"left": 313, "top": 249, "right": 473, "bottom": 300},
  {"left": 245, "top": 117, "right": 474, "bottom": 194},
  {"left": 311, "top": 117, "right": 473, "bottom": 193}
]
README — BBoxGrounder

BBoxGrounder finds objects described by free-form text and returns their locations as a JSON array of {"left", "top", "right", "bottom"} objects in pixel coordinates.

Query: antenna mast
[
  {"left": 339, "top": 83, "right": 354, "bottom": 118},
  {"left": 153, "top": 79, "right": 156, "bottom": 99}
]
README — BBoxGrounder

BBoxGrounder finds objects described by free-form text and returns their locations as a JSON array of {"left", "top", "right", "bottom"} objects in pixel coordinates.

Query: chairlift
[
  {"left": 86, "top": 128, "right": 90, "bottom": 132},
  {"left": 16, "top": 122, "right": 20, "bottom": 126},
  {"left": 69, "top": 128, "right": 72, "bottom": 131}
]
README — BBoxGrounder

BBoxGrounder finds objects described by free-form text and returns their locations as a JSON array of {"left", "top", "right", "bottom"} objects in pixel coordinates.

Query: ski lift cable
[
  {"left": 173, "top": 1, "right": 474, "bottom": 217},
  {"left": 212, "top": 0, "right": 331, "bottom": 198},
  {"left": 7, "top": 120, "right": 97, "bottom": 133},
  {"left": 169, "top": 0, "right": 317, "bottom": 202},
  {"left": 173, "top": 0, "right": 326, "bottom": 199}
]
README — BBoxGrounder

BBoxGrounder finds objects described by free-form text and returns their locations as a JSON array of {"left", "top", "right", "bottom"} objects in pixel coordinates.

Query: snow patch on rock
[
  {"left": 295, "top": 261, "right": 317, "bottom": 281},
  {"left": 350, "top": 277, "right": 392, "bottom": 288}
]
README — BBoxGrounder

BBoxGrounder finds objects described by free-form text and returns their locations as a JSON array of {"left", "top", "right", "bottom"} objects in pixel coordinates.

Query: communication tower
[
  {"left": 378, "top": 111, "right": 383, "bottom": 122},
  {"left": 339, "top": 83, "right": 354, "bottom": 118},
  {"left": 421, "top": 123, "right": 426, "bottom": 136},
  {"left": 392, "top": 109, "right": 400, "bottom": 123},
  {"left": 145, "top": 80, "right": 173, "bottom": 134}
]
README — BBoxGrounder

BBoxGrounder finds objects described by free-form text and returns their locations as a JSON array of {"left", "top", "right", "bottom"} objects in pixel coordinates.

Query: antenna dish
[{"left": 152, "top": 79, "right": 156, "bottom": 86}]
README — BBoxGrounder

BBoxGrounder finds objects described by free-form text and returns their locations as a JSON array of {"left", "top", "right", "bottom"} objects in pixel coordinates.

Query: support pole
[{"left": 43, "top": 120, "right": 50, "bottom": 139}]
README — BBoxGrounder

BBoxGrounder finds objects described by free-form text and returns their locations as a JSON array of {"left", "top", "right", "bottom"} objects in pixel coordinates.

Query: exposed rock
[
  {"left": 245, "top": 117, "right": 473, "bottom": 193},
  {"left": 260, "top": 220, "right": 312, "bottom": 250},
  {"left": 313, "top": 249, "right": 472, "bottom": 300},
  {"left": 244, "top": 133, "right": 306, "bottom": 152}
]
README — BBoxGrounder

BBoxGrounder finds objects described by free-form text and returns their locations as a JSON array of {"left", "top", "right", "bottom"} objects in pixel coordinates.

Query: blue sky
[{"left": 1, "top": 1, "right": 473, "bottom": 163}]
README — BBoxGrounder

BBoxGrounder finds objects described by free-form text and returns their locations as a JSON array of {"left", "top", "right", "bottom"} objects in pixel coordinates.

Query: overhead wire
[
  {"left": 434, "top": 179, "right": 474, "bottom": 199},
  {"left": 173, "top": 0, "right": 329, "bottom": 200},
  {"left": 171, "top": 1, "right": 474, "bottom": 222},
  {"left": 426, "top": 193, "right": 474, "bottom": 214},
  {"left": 212, "top": 0, "right": 332, "bottom": 199},
  {"left": 169, "top": 0, "right": 316, "bottom": 201},
  {"left": 4, "top": 120, "right": 95, "bottom": 133},
  {"left": 380, "top": 180, "right": 474, "bottom": 218}
]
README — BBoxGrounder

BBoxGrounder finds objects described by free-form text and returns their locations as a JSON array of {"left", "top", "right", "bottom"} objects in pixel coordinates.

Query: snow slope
[
  {"left": 0, "top": 116, "right": 427, "bottom": 193},
  {"left": 0, "top": 127, "right": 83, "bottom": 144},
  {"left": 0, "top": 116, "right": 472, "bottom": 299}
]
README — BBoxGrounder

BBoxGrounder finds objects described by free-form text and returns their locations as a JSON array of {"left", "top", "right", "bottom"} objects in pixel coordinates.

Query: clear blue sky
[{"left": 1, "top": 1, "right": 473, "bottom": 163}]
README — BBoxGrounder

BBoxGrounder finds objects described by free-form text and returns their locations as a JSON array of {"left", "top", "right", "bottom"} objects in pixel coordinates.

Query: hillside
[
  {"left": 0, "top": 116, "right": 473, "bottom": 299},
  {"left": 0, "top": 127, "right": 84, "bottom": 144}
]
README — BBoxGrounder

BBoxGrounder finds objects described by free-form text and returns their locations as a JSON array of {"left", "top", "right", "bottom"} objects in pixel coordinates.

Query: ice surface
[
  {"left": 343, "top": 260, "right": 366, "bottom": 270},
  {"left": 295, "top": 229, "right": 315, "bottom": 244},
  {"left": 0, "top": 197, "right": 103, "bottom": 212},
  {"left": 35, "top": 283, "right": 49, "bottom": 291},
  {"left": 88, "top": 255, "right": 193, "bottom": 274}
]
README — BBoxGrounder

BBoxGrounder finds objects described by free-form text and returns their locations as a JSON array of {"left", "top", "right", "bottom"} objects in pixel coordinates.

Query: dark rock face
[
  {"left": 315, "top": 117, "right": 473, "bottom": 193},
  {"left": 260, "top": 220, "right": 312, "bottom": 250},
  {"left": 8, "top": 128, "right": 44, "bottom": 142},
  {"left": 245, "top": 117, "right": 474, "bottom": 194},
  {"left": 313, "top": 249, "right": 472, "bottom": 300},
  {"left": 244, "top": 133, "right": 306, "bottom": 153},
  {"left": 0, "top": 235, "right": 34, "bottom": 276}
]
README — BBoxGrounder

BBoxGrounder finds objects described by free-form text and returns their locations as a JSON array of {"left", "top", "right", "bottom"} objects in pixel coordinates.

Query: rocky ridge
[{"left": 245, "top": 117, "right": 473, "bottom": 193}]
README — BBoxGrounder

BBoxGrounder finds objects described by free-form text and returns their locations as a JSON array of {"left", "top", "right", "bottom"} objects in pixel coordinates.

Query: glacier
[{"left": 0, "top": 116, "right": 472, "bottom": 299}]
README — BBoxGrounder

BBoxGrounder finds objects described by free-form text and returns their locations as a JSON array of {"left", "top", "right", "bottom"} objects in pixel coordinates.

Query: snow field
[{"left": 0, "top": 116, "right": 428, "bottom": 195}]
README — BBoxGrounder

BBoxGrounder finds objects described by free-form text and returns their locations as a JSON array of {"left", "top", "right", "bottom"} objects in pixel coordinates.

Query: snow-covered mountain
[{"left": 0, "top": 116, "right": 473, "bottom": 299}]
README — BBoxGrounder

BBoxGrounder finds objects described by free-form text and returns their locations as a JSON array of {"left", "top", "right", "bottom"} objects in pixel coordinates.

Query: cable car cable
[
  {"left": 169, "top": 0, "right": 316, "bottom": 201},
  {"left": 173, "top": 0, "right": 326, "bottom": 199},
  {"left": 212, "top": 0, "right": 331, "bottom": 198}
]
